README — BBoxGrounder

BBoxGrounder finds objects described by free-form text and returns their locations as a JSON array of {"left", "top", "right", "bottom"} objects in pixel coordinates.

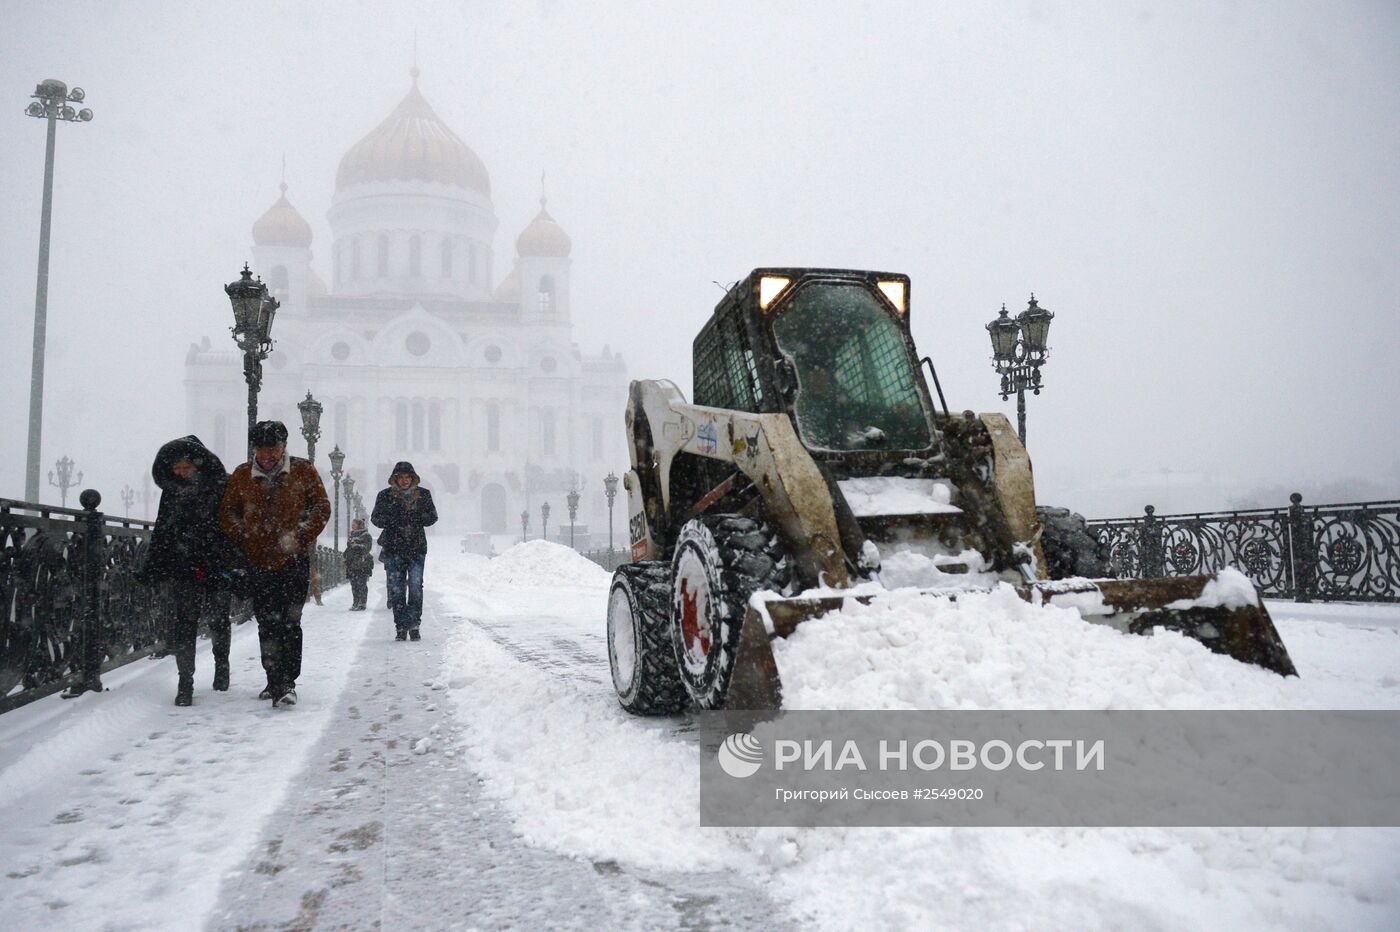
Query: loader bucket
[{"left": 722, "top": 573, "right": 1297, "bottom": 711}]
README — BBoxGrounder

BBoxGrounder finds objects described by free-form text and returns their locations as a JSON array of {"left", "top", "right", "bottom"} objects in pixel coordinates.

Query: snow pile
[
  {"left": 773, "top": 584, "right": 1295, "bottom": 710},
  {"left": 1168, "top": 566, "right": 1261, "bottom": 610},
  {"left": 465, "top": 539, "right": 611, "bottom": 590},
  {"left": 836, "top": 477, "right": 959, "bottom": 517}
]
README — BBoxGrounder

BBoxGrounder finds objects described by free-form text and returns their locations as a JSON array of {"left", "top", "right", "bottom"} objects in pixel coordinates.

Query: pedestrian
[
  {"left": 371, "top": 462, "right": 438, "bottom": 640},
  {"left": 133, "top": 436, "right": 237, "bottom": 706},
  {"left": 218, "top": 421, "right": 330, "bottom": 708},
  {"left": 344, "top": 518, "right": 374, "bottom": 610}
]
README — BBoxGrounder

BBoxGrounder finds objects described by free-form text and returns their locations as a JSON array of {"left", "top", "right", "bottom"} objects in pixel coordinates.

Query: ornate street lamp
[
  {"left": 226, "top": 264, "right": 279, "bottom": 458},
  {"left": 603, "top": 472, "right": 620, "bottom": 556},
  {"left": 298, "top": 391, "right": 323, "bottom": 464},
  {"left": 48, "top": 455, "right": 81, "bottom": 508},
  {"left": 23, "top": 80, "right": 93, "bottom": 504},
  {"left": 327, "top": 444, "right": 345, "bottom": 550},
  {"left": 986, "top": 294, "right": 1054, "bottom": 446},
  {"left": 343, "top": 474, "right": 356, "bottom": 542},
  {"left": 120, "top": 484, "right": 136, "bottom": 516},
  {"left": 541, "top": 501, "right": 551, "bottom": 543},
  {"left": 566, "top": 486, "right": 581, "bottom": 549},
  {"left": 521, "top": 509, "right": 530, "bottom": 542}
]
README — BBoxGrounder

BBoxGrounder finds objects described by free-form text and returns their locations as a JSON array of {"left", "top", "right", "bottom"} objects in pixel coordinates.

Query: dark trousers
[
  {"left": 168, "top": 581, "right": 232, "bottom": 681},
  {"left": 383, "top": 554, "right": 425, "bottom": 631},
  {"left": 250, "top": 558, "right": 309, "bottom": 691},
  {"left": 350, "top": 575, "right": 369, "bottom": 609}
]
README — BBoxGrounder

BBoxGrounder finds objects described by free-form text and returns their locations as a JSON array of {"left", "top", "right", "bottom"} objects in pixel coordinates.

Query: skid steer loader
[{"left": 605, "top": 269, "right": 1296, "bottom": 713}]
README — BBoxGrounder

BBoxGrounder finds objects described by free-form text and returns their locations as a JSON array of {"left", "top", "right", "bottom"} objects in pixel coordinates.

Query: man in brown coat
[{"left": 219, "top": 420, "right": 330, "bottom": 707}]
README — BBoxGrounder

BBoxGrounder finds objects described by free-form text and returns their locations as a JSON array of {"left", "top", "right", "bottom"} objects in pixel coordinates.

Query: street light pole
[
  {"left": 541, "top": 501, "right": 551, "bottom": 543},
  {"left": 566, "top": 486, "right": 580, "bottom": 550},
  {"left": 48, "top": 455, "right": 81, "bottom": 508},
  {"left": 328, "top": 445, "right": 345, "bottom": 551},
  {"left": 343, "top": 474, "right": 356, "bottom": 546},
  {"left": 298, "top": 391, "right": 323, "bottom": 464},
  {"left": 986, "top": 295, "right": 1054, "bottom": 446},
  {"left": 225, "top": 264, "right": 279, "bottom": 459},
  {"left": 603, "top": 472, "right": 620, "bottom": 557},
  {"left": 120, "top": 484, "right": 136, "bottom": 516},
  {"left": 24, "top": 80, "right": 93, "bottom": 502}
]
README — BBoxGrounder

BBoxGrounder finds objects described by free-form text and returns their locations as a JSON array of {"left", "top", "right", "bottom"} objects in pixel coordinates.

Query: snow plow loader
[{"left": 605, "top": 268, "right": 1297, "bottom": 713}]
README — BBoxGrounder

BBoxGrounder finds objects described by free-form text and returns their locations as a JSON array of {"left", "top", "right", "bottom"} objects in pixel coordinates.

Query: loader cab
[{"left": 693, "top": 268, "right": 941, "bottom": 465}]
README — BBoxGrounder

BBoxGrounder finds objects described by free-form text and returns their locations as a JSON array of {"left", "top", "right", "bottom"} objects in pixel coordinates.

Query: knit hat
[{"left": 250, "top": 420, "right": 289, "bottom": 448}]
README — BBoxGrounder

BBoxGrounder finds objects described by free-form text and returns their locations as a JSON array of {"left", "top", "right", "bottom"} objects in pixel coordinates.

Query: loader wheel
[
  {"left": 671, "top": 515, "right": 789, "bottom": 709},
  {"left": 608, "top": 563, "right": 688, "bottom": 715},
  {"left": 1037, "top": 506, "right": 1112, "bottom": 580}
]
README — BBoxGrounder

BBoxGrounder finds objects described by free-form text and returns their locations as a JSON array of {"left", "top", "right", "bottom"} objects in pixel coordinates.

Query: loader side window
[
  {"left": 771, "top": 283, "right": 933, "bottom": 451},
  {"left": 694, "top": 311, "right": 759, "bottom": 411}
]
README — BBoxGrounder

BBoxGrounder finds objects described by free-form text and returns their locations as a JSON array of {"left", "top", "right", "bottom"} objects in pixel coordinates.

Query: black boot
[
  {"left": 174, "top": 639, "right": 196, "bottom": 707},
  {"left": 210, "top": 620, "right": 231, "bottom": 691},
  {"left": 212, "top": 660, "right": 230, "bottom": 692},
  {"left": 60, "top": 677, "right": 102, "bottom": 699}
]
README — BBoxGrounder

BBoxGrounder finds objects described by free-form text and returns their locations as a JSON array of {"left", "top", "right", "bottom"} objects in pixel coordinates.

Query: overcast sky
[{"left": 3, "top": 0, "right": 1397, "bottom": 518}]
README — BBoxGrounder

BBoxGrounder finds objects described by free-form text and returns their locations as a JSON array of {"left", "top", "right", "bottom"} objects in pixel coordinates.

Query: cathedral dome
[
  {"left": 515, "top": 199, "right": 572, "bottom": 258},
  {"left": 336, "top": 69, "right": 491, "bottom": 196},
  {"left": 252, "top": 183, "right": 312, "bottom": 248}
]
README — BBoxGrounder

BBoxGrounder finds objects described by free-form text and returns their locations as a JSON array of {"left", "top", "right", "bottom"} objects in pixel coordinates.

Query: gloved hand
[{"left": 278, "top": 531, "right": 298, "bottom": 554}]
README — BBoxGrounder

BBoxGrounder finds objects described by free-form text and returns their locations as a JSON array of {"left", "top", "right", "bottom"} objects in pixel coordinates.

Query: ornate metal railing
[
  {"left": 1087, "top": 494, "right": 1400, "bottom": 603},
  {"left": 580, "top": 548, "right": 627, "bottom": 573},
  {"left": 1, "top": 493, "right": 345, "bottom": 713}
]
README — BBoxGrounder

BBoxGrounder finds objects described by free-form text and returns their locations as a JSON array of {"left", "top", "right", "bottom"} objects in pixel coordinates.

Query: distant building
[{"left": 185, "top": 69, "right": 627, "bottom": 540}]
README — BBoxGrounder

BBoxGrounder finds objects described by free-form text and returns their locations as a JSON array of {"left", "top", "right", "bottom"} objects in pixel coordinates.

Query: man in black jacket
[
  {"left": 371, "top": 462, "right": 438, "bottom": 640},
  {"left": 137, "top": 435, "right": 236, "bottom": 705}
]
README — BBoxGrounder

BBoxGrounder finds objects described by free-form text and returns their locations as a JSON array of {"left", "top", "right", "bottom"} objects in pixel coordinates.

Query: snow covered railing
[
  {"left": 1087, "top": 493, "right": 1400, "bottom": 603},
  {"left": 0, "top": 493, "right": 345, "bottom": 713}
]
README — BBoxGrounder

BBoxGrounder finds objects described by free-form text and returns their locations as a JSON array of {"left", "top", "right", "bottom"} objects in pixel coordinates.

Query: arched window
[
  {"left": 486, "top": 402, "right": 500, "bottom": 452},
  {"left": 429, "top": 402, "right": 442, "bottom": 452},
  {"left": 395, "top": 401, "right": 409, "bottom": 450},
  {"left": 268, "top": 265, "right": 289, "bottom": 297},
  {"left": 409, "top": 234, "right": 422, "bottom": 277},
  {"left": 541, "top": 409, "right": 556, "bottom": 456},
  {"left": 377, "top": 234, "right": 389, "bottom": 277},
  {"left": 441, "top": 238, "right": 452, "bottom": 277},
  {"left": 351, "top": 238, "right": 361, "bottom": 278},
  {"left": 467, "top": 242, "right": 476, "bottom": 284},
  {"left": 412, "top": 402, "right": 426, "bottom": 452},
  {"left": 538, "top": 274, "right": 555, "bottom": 313}
]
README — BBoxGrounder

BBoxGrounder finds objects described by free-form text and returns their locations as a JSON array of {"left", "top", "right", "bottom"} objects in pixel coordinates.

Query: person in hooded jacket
[
  {"left": 371, "top": 461, "right": 437, "bottom": 639},
  {"left": 343, "top": 518, "right": 375, "bottom": 611},
  {"left": 137, "top": 435, "right": 236, "bottom": 706}
]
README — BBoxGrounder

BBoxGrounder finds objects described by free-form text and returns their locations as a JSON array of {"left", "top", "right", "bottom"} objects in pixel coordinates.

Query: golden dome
[
  {"left": 336, "top": 70, "right": 490, "bottom": 196},
  {"left": 252, "top": 183, "right": 312, "bottom": 248},
  {"left": 515, "top": 199, "right": 572, "bottom": 258},
  {"left": 492, "top": 262, "right": 521, "bottom": 302}
]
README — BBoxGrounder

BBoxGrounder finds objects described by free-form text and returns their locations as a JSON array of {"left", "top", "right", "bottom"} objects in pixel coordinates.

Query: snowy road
[{"left": 1, "top": 541, "right": 1398, "bottom": 930}]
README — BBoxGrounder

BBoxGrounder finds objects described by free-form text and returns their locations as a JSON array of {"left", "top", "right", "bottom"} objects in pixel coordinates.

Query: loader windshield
[{"left": 770, "top": 282, "right": 933, "bottom": 451}]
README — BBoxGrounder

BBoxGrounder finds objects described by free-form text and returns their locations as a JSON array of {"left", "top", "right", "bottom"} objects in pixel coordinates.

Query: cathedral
[{"left": 184, "top": 69, "right": 628, "bottom": 546}]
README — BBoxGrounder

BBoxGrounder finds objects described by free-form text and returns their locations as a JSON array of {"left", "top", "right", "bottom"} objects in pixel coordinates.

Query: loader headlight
[
  {"left": 876, "top": 280, "right": 907, "bottom": 314},
  {"left": 759, "top": 276, "right": 790, "bottom": 310}
]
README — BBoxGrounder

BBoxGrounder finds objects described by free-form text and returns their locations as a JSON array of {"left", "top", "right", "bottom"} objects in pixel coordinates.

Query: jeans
[{"left": 384, "top": 554, "right": 425, "bottom": 631}]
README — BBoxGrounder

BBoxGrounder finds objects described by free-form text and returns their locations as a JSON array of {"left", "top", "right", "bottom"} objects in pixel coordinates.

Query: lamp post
[
  {"left": 298, "top": 391, "right": 323, "bottom": 464},
  {"left": 343, "top": 474, "right": 356, "bottom": 542},
  {"left": 566, "top": 486, "right": 580, "bottom": 549},
  {"left": 328, "top": 445, "right": 345, "bottom": 550},
  {"left": 521, "top": 509, "right": 530, "bottom": 542},
  {"left": 120, "top": 484, "right": 136, "bottom": 516},
  {"left": 226, "top": 264, "right": 279, "bottom": 458},
  {"left": 541, "top": 501, "right": 551, "bottom": 543},
  {"left": 23, "top": 79, "right": 93, "bottom": 504},
  {"left": 48, "top": 455, "right": 81, "bottom": 508},
  {"left": 603, "top": 471, "right": 620, "bottom": 556},
  {"left": 986, "top": 295, "right": 1054, "bottom": 446}
]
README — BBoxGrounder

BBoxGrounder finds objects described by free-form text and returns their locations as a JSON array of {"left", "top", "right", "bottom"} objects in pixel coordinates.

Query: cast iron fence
[
  {"left": 1086, "top": 494, "right": 1400, "bottom": 603},
  {"left": 1, "top": 493, "right": 345, "bottom": 713}
]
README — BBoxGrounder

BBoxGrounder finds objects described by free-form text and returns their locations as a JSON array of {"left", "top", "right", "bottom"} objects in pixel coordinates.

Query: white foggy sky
[{"left": 2, "top": 0, "right": 1398, "bottom": 517}]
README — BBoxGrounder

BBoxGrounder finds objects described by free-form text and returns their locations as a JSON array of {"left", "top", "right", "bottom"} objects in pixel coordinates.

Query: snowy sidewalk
[{"left": 207, "top": 588, "right": 781, "bottom": 931}]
